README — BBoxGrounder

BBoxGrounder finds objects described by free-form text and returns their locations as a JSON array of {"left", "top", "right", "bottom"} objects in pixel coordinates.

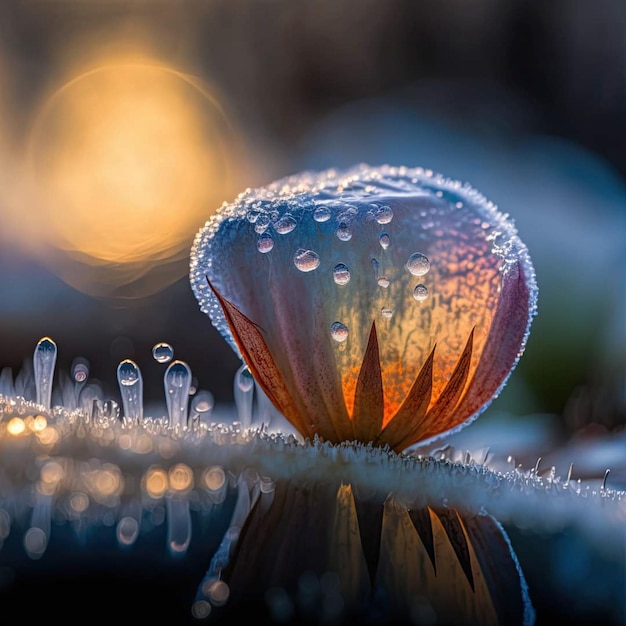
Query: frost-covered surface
[{"left": 0, "top": 394, "right": 623, "bottom": 549}]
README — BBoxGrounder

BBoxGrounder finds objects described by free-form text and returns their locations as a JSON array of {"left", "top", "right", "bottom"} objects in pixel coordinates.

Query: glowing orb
[{"left": 26, "top": 62, "right": 240, "bottom": 298}]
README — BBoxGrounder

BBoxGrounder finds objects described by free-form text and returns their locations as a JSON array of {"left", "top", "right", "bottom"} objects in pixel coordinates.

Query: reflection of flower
[{"left": 192, "top": 165, "right": 537, "bottom": 451}]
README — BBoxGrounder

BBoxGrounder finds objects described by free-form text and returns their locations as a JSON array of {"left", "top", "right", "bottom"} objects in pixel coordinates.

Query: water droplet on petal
[
  {"left": 330, "top": 322, "right": 349, "bottom": 342},
  {"left": 294, "top": 248, "right": 320, "bottom": 272},
  {"left": 313, "top": 206, "right": 331, "bottom": 222},
  {"left": 381, "top": 307, "right": 394, "bottom": 318},
  {"left": 335, "top": 223, "right": 352, "bottom": 241},
  {"left": 333, "top": 263, "right": 350, "bottom": 285},
  {"left": 406, "top": 252, "right": 430, "bottom": 276},
  {"left": 274, "top": 213, "right": 297, "bottom": 234},
  {"left": 257, "top": 233, "right": 274, "bottom": 253},
  {"left": 413, "top": 284, "right": 429, "bottom": 301},
  {"left": 152, "top": 342, "right": 174, "bottom": 363},
  {"left": 379, "top": 233, "right": 390, "bottom": 249},
  {"left": 375, "top": 205, "right": 393, "bottom": 224},
  {"left": 71, "top": 357, "right": 89, "bottom": 383},
  {"left": 377, "top": 276, "right": 390, "bottom": 288},
  {"left": 254, "top": 214, "right": 271, "bottom": 233}
]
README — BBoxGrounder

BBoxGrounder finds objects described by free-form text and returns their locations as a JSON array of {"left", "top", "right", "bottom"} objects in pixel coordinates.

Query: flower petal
[
  {"left": 207, "top": 278, "right": 312, "bottom": 437},
  {"left": 352, "top": 322, "right": 384, "bottom": 442},
  {"left": 436, "top": 259, "right": 533, "bottom": 439},
  {"left": 191, "top": 165, "right": 537, "bottom": 446},
  {"left": 375, "top": 345, "right": 435, "bottom": 449},
  {"left": 395, "top": 328, "right": 475, "bottom": 450}
]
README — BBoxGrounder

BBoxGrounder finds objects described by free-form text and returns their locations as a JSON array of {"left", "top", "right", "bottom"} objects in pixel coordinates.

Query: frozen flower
[{"left": 191, "top": 164, "right": 537, "bottom": 451}]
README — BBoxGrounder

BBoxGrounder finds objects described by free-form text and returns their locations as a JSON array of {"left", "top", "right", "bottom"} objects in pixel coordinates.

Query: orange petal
[
  {"left": 444, "top": 260, "right": 533, "bottom": 434},
  {"left": 208, "top": 278, "right": 312, "bottom": 438},
  {"left": 375, "top": 345, "right": 435, "bottom": 450},
  {"left": 351, "top": 322, "right": 384, "bottom": 443},
  {"left": 395, "top": 328, "right": 474, "bottom": 449}
]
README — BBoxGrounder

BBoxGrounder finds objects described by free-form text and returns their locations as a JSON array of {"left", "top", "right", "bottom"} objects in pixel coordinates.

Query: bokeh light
[{"left": 19, "top": 62, "right": 242, "bottom": 299}]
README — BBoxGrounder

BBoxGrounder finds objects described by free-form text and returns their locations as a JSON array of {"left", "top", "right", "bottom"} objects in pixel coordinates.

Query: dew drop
[
  {"left": 313, "top": 206, "right": 331, "bottom": 222},
  {"left": 413, "top": 284, "right": 429, "bottom": 301},
  {"left": 375, "top": 205, "right": 393, "bottom": 224},
  {"left": 152, "top": 342, "right": 174, "bottom": 364},
  {"left": 330, "top": 322, "right": 349, "bottom": 343},
  {"left": 191, "top": 390, "right": 215, "bottom": 414},
  {"left": 33, "top": 337, "right": 57, "bottom": 410},
  {"left": 257, "top": 233, "right": 274, "bottom": 253},
  {"left": 377, "top": 276, "right": 390, "bottom": 288},
  {"left": 274, "top": 214, "right": 297, "bottom": 234},
  {"left": 379, "top": 233, "right": 390, "bottom": 249},
  {"left": 254, "top": 214, "right": 271, "bottom": 233},
  {"left": 116, "top": 516, "right": 140, "bottom": 547},
  {"left": 406, "top": 252, "right": 430, "bottom": 276},
  {"left": 234, "top": 364, "right": 254, "bottom": 429},
  {"left": 117, "top": 359, "right": 143, "bottom": 425},
  {"left": 335, "top": 223, "right": 352, "bottom": 241},
  {"left": 164, "top": 360, "right": 192, "bottom": 429},
  {"left": 381, "top": 307, "right": 394, "bottom": 318},
  {"left": 71, "top": 357, "right": 89, "bottom": 383},
  {"left": 333, "top": 263, "right": 351, "bottom": 285},
  {"left": 293, "top": 248, "right": 320, "bottom": 272},
  {"left": 236, "top": 365, "right": 254, "bottom": 392}
]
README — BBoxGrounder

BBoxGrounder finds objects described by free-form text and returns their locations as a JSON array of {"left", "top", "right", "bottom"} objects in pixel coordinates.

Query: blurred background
[
  {"left": 0, "top": 0, "right": 624, "bottom": 438},
  {"left": 0, "top": 2, "right": 625, "bottom": 624}
]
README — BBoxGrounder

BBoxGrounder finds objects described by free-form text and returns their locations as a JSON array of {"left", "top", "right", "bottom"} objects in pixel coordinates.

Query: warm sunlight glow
[{"left": 25, "top": 62, "right": 240, "bottom": 298}]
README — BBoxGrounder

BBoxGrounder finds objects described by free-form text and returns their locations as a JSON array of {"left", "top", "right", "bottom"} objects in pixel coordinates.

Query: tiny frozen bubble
[
  {"left": 192, "top": 390, "right": 215, "bottom": 413},
  {"left": 313, "top": 206, "right": 331, "bottom": 222},
  {"left": 236, "top": 365, "right": 254, "bottom": 392},
  {"left": 375, "top": 205, "right": 393, "bottom": 224},
  {"left": 379, "top": 233, "right": 391, "bottom": 249},
  {"left": 406, "top": 252, "right": 430, "bottom": 276},
  {"left": 116, "top": 516, "right": 139, "bottom": 546},
  {"left": 333, "top": 263, "right": 350, "bottom": 286},
  {"left": 117, "top": 359, "right": 141, "bottom": 386},
  {"left": 381, "top": 307, "right": 394, "bottom": 318},
  {"left": 335, "top": 224, "right": 352, "bottom": 241},
  {"left": 330, "top": 322, "right": 349, "bottom": 342},
  {"left": 71, "top": 357, "right": 90, "bottom": 383},
  {"left": 152, "top": 342, "right": 174, "bottom": 364},
  {"left": 274, "top": 213, "right": 297, "bottom": 234},
  {"left": 257, "top": 233, "right": 274, "bottom": 253},
  {"left": 413, "top": 284, "right": 429, "bottom": 301},
  {"left": 294, "top": 248, "right": 320, "bottom": 272},
  {"left": 192, "top": 600, "right": 212, "bottom": 620}
]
